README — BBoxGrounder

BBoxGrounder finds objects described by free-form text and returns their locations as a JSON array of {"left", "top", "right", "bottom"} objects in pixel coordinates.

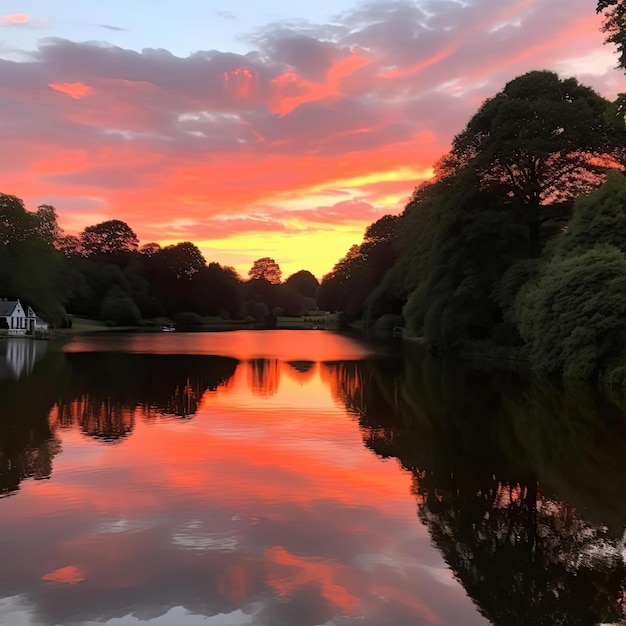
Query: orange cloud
[
  {"left": 49, "top": 82, "right": 92, "bottom": 99},
  {"left": 41, "top": 565, "right": 85, "bottom": 585},
  {"left": 0, "top": 1, "right": 621, "bottom": 278},
  {"left": 266, "top": 545, "right": 362, "bottom": 612}
]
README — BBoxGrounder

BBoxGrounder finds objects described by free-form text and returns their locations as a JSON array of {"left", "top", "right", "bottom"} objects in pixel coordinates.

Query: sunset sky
[{"left": 0, "top": 0, "right": 623, "bottom": 278}]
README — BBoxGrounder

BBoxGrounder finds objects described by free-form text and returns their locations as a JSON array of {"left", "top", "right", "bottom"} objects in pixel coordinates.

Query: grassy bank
[{"left": 59, "top": 314, "right": 339, "bottom": 335}]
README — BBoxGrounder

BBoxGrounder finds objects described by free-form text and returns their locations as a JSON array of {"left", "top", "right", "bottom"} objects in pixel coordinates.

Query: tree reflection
[
  {"left": 330, "top": 353, "right": 626, "bottom": 625},
  {"left": 53, "top": 353, "right": 239, "bottom": 440},
  {"left": 247, "top": 359, "right": 280, "bottom": 397},
  {"left": 285, "top": 360, "right": 316, "bottom": 385},
  {"left": 0, "top": 352, "right": 64, "bottom": 497}
]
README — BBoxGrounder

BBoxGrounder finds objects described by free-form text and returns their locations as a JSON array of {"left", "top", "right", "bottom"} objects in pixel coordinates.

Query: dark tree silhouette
[{"left": 81, "top": 220, "right": 139, "bottom": 256}]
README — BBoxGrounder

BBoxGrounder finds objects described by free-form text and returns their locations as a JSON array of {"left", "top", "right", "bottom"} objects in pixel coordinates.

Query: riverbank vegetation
[
  {"left": 319, "top": 68, "right": 626, "bottom": 383},
  {"left": 0, "top": 198, "right": 325, "bottom": 331}
]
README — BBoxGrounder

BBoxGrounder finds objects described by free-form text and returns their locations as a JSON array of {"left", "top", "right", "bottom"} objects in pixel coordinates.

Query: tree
[
  {"left": 33, "top": 204, "right": 61, "bottom": 246},
  {"left": 80, "top": 220, "right": 139, "bottom": 256},
  {"left": 100, "top": 285, "right": 142, "bottom": 325},
  {"left": 316, "top": 244, "right": 365, "bottom": 314},
  {"left": 142, "top": 242, "right": 207, "bottom": 314},
  {"left": 405, "top": 182, "right": 528, "bottom": 348},
  {"left": 438, "top": 71, "right": 626, "bottom": 254},
  {"left": 0, "top": 194, "right": 34, "bottom": 245},
  {"left": 140, "top": 242, "right": 161, "bottom": 256},
  {"left": 284, "top": 270, "right": 319, "bottom": 299},
  {"left": 598, "top": 0, "right": 626, "bottom": 71},
  {"left": 194, "top": 262, "right": 242, "bottom": 318},
  {"left": 248, "top": 257, "right": 282, "bottom": 284},
  {"left": 562, "top": 169, "right": 626, "bottom": 255},
  {"left": 56, "top": 235, "right": 84, "bottom": 258},
  {"left": 156, "top": 242, "right": 206, "bottom": 280}
]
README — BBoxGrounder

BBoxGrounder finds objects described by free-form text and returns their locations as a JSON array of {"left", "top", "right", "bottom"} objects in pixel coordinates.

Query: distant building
[
  {"left": 302, "top": 311, "right": 337, "bottom": 329},
  {"left": 0, "top": 298, "right": 49, "bottom": 336}
]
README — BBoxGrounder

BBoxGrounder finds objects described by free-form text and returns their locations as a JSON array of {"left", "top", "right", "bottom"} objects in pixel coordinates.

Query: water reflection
[
  {"left": 337, "top": 354, "right": 626, "bottom": 625},
  {"left": 52, "top": 354, "right": 239, "bottom": 441},
  {"left": 0, "top": 349, "right": 63, "bottom": 497},
  {"left": 0, "top": 338, "right": 49, "bottom": 380},
  {"left": 248, "top": 358, "right": 280, "bottom": 396},
  {"left": 2, "top": 333, "right": 626, "bottom": 625}
]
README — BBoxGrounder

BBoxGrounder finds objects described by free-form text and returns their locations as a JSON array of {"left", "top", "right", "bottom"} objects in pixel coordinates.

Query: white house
[{"left": 0, "top": 299, "right": 49, "bottom": 336}]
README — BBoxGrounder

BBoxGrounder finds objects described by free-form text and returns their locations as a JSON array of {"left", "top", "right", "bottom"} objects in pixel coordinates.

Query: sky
[{"left": 0, "top": 0, "right": 623, "bottom": 279}]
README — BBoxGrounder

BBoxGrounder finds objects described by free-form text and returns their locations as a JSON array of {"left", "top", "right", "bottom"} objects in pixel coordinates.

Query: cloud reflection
[{"left": 0, "top": 333, "right": 483, "bottom": 626}]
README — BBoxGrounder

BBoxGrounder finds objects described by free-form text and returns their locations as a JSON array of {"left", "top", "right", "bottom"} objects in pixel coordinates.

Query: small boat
[{"left": 161, "top": 324, "right": 175, "bottom": 332}]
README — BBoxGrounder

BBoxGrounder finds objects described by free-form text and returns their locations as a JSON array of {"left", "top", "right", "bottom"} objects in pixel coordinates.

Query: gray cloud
[{"left": 97, "top": 24, "right": 129, "bottom": 32}]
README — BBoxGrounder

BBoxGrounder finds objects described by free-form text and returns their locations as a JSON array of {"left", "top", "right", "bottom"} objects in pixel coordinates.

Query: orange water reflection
[{"left": 0, "top": 332, "right": 487, "bottom": 626}]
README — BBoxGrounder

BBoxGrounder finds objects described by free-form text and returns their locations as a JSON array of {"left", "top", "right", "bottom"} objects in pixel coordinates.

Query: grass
[
  {"left": 60, "top": 313, "right": 340, "bottom": 334},
  {"left": 61, "top": 316, "right": 141, "bottom": 334}
]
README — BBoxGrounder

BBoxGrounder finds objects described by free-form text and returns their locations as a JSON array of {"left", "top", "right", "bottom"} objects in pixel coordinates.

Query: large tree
[
  {"left": 0, "top": 194, "right": 31, "bottom": 245},
  {"left": 0, "top": 194, "right": 61, "bottom": 246},
  {"left": 80, "top": 220, "right": 139, "bottom": 256},
  {"left": 248, "top": 257, "right": 282, "bottom": 284},
  {"left": 284, "top": 270, "right": 319, "bottom": 299},
  {"left": 438, "top": 71, "right": 625, "bottom": 254}
]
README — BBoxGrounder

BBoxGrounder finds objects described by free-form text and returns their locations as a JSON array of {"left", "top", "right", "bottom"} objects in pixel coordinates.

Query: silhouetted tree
[
  {"left": 284, "top": 270, "right": 320, "bottom": 299},
  {"left": 248, "top": 257, "right": 282, "bottom": 284},
  {"left": 438, "top": 71, "right": 625, "bottom": 254},
  {"left": 81, "top": 220, "right": 139, "bottom": 256}
]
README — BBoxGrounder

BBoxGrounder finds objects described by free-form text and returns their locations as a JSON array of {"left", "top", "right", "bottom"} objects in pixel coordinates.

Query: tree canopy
[
  {"left": 81, "top": 220, "right": 139, "bottom": 256},
  {"left": 248, "top": 257, "right": 282, "bottom": 284},
  {"left": 284, "top": 270, "right": 320, "bottom": 299},
  {"left": 437, "top": 70, "right": 625, "bottom": 254}
]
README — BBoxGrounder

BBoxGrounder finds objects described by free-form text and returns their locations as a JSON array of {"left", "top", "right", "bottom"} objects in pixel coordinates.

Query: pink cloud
[
  {"left": 0, "top": 0, "right": 621, "bottom": 277},
  {"left": 0, "top": 13, "right": 29, "bottom": 25}
]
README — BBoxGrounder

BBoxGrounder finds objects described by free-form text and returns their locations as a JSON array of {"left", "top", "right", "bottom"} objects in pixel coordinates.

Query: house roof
[{"left": 0, "top": 300, "right": 19, "bottom": 316}]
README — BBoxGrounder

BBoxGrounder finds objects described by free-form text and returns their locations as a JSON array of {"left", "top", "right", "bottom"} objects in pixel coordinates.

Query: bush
[
  {"left": 171, "top": 311, "right": 204, "bottom": 326},
  {"left": 100, "top": 286, "right": 141, "bottom": 325},
  {"left": 517, "top": 245, "right": 626, "bottom": 379}
]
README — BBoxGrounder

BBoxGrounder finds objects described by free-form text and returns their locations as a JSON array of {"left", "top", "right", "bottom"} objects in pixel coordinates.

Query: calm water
[{"left": 2, "top": 331, "right": 626, "bottom": 626}]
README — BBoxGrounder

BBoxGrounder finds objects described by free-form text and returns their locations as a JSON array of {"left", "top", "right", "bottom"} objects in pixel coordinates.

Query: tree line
[
  {"left": 317, "top": 52, "right": 626, "bottom": 382},
  {"left": 0, "top": 196, "right": 321, "bottom": 329}
]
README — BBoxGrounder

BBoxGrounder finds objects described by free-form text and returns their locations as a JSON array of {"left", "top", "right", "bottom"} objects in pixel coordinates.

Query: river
[{"left": 1, "top": 330, "right": 625, "bottom": 626}]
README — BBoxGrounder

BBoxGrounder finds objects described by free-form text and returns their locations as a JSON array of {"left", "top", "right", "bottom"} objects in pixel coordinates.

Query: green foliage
[
  {"left": 517, "top": 245, "right": 626, "bottom": 379},
  {"left": 405, "top": 181, "right": 529, "bottom": 348},
  {"left": 318, "top": 214, "right": 400, "bottom": 321},
  {"left": 396, "top": 181, "right": 454, "bottom": 297},
  {"left": 516, "top": 172, "right": 626, "bottom": 380},
  {"left": 100, "top": 285, "right": 142, "bottom": 325},
  {"left": 562, "top": 170, "right": 626, "bottom": 255},
  {"left": 442, "top": 71, "right": 623, "bottom": 207},
  {"left": 491, "top": 259, "right": 540, "bottom": 328}
]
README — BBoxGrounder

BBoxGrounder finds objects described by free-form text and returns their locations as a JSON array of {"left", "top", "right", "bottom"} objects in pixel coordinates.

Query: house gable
[{"left": 0, "top": 298, "right": 48, "bottom": 334}]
